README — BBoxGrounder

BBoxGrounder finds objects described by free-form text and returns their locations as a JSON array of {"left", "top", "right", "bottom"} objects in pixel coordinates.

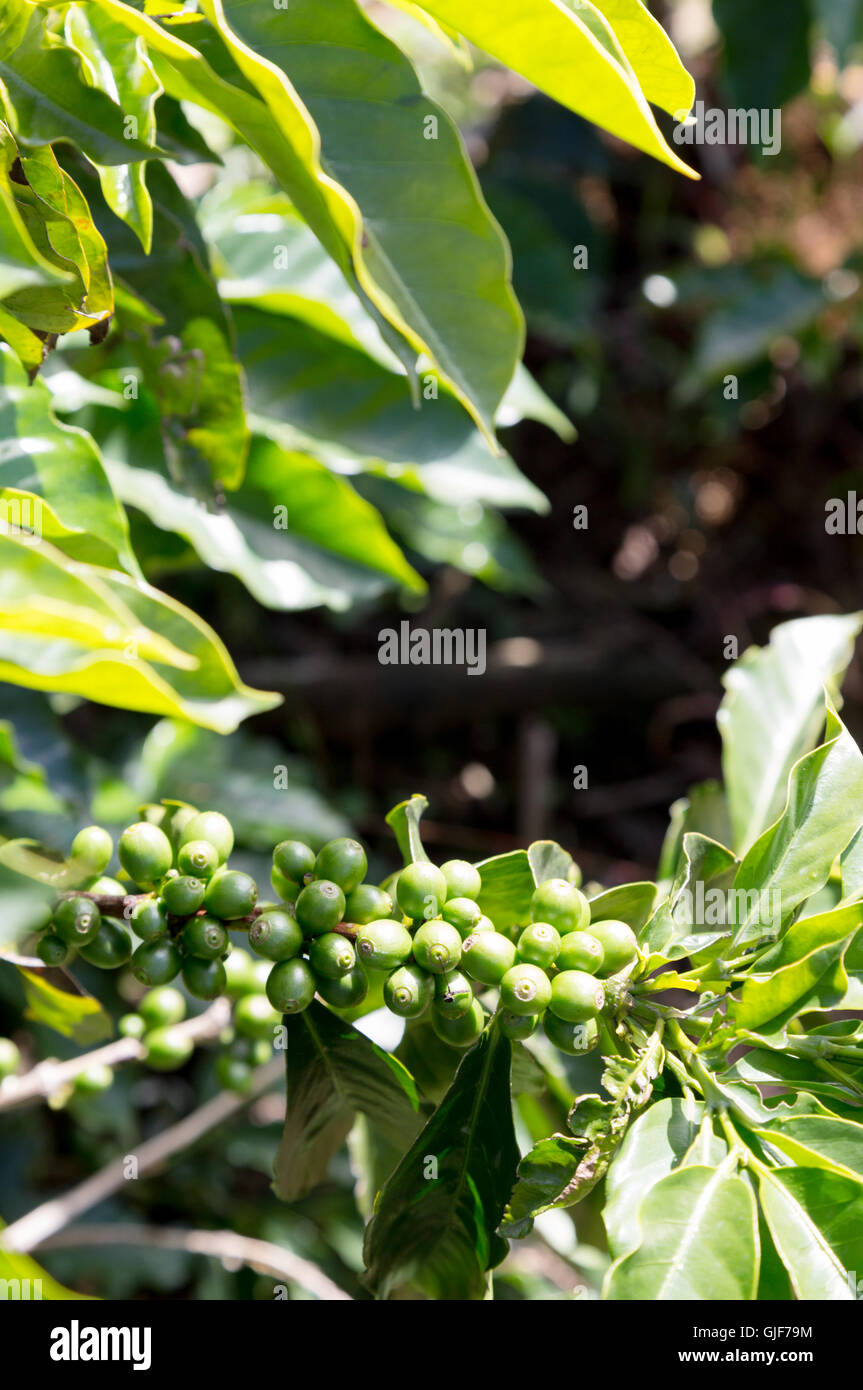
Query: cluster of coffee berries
[{"left": 33, "top": 811, "right": 639, "bottom": 1062}]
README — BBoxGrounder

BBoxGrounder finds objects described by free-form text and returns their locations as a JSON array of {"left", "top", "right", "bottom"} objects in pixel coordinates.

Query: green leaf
[
  {"left": 713, "top": 0, "right": 811, "bottom": 111},
  {"left": 758, "top": 1166, "right": 858, "bottom": 1300},
  {"left": 527, "top": 839, "right": 575, "bottom": 885},
  {"left": 273, "top": 1000, "right": 421, "bottom": 1201},
  {"left": 385, "top": 793, "right": 431, "bottom": 866},
  {"left": 725, "top": 1048, "right": 863, "bottom": 1109},
  {"left": 204, "top": 0, "right": 524, "bottom": 442},
  {"left": 498, "top": 1132, "right": 585, "bottom": 1237},
  {"left": 588, "top": 0, "right": 696, "bottom": 115},
  {"left": 604, "top": 1160, "right": 759, "bottom": 1300},
  {"left": 641, "top": 832, "right": 737, "bottom": 961},
  {"left": 59, "top": 2, "right": 161, "bottom": 251},
  {"left": 730, "top": 903, "right": 863, "bottom": 1031},
  {"left": 410, "top": 0, "right": 697, "bottom": 176},
  {"left": 588, "top": 881, "right": 658, "bottom": 932},
  {"left": 0, "top": 10, "right": 162, "bottom": 165},
  {"left": 474, "top": 848, "right": 534, "bottom": 928},
  {"left": 0, "top": 0, "right": 31, "bottom": 63},
  {"left": 0, "top": 1225, "right": 94, "bottom": 1298},
  {"left": 754, "top": 1113, "right": 863, "bottom": 1183},
  {"left": 0, "top": 345, "right": 137, "bottom": 575},
  {"left": 236, "top": 304, "right": 546, "bottom": 513},
  {"left": 19, "top": 966, "right": 112, "bottom": 1044},
  {"left": 604, "top": 1099, "right": 724, "bottom": 1258},
  {"left": 0, "top": 530, "right": 281, "bottom": 732},
  {"left": 731, "top": 704, "right": 863, "bottom": 947},
  {"left": 718, "top": 612, "right": 862, "bottom": 855},
  {"left": 363, "top": 1024, "right": 519, "bottom": 1299}
]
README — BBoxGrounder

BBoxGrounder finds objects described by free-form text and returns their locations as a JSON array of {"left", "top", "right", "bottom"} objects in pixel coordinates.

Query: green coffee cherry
[
  {"left": 344, "top": 883, "right": 393, "bottom": 925},
  {"left": 549, "top": 970, "right": 605, "bottom": 1023},
  {"left": 432, "top": 996, "right": 486, "bottom": 1048},
  {"left": 234, "top": 992, "right": 281, "bottom": 1040},
  {"left": 178, "top": 810, "right": 234, "bottom": 864},
  {"left": 433, "top": 969, "right": 474, "bottom": 1020},
  {"left": 74, "top": 1063, "right": 114, "bottom": 1095},
  {"left": 249, "top": 909, "right": 303, "bottom": 963},
  {"left": 53, "top": 895, "right": 101, "bottom": 946},
  {"left": 70, "top": 825, "right": 113, "bottom": 875},
  {"left": 516, "top": 922, "right": 561, "bottom": 970},
  {"left": 309, "top": 932, "right": 356, "bottom": 979},
  {"left": 79, "top": 918, "right": 132, "bottom": 970},
  {"left": 216, "top": 1054, "right": 253, "bottom": 1093},
  {"left": 355, "top": 919, "right": 413, "bottom": 971},
  {"left": 460, "top": 930, "right": 516, "bottom": 985},
  {"left": 314, "top": 837, "right": 368, "bottom": 893},
  {"left": 498, "top": 1009, "right": 539, "bottom": 1041},
  {"left": 530, "top": 878, "right": 590, "bottom": 934},
  {"left": 472, "top": 914, "right": 495, "bottom": 934},
  {"left": 384, "top": 963, "right": 434, "bottom": 1018},
  {"left": 440, "top": 859, "right": 482, "bottom": 900},
  {"left": 411, "top": 920, "right": 462, "bottom": 974},
  {"left": 396, "top": 861, "right": 448, "bottom": 920},
  {"left": 162, "top": 876, "right": 206, "bottom": 917},
  {"left": 316, "top": 967, "right": 368, "bottom": 1010},
  {"left": 204, "top": 870, "right": 257, "bottom": 921},
  {"left": 587, "top": 920, "right": 638, "bottom": 977},
  {"left": 0, "top": 1037, "right": 21, "bottom": 1078},
  {"left": 131, "top": 939, "right": 181, "bottom": 987},
  {"left": 36, "top": 933, "right": 69, "bottom": 967},
  {"left": 558, "top": 930, "right": 604, "bottom": 974},
  {"left": 118, "top": 822, "right": 173, "bottom": 888},
  {"left": 500, "top": 963, "right": 553, "bottom": 1016},
  {"left": 118, "top": 1012, "right": 146, "bottom": 1040},
  {"left": 543, "top": 1013, "right": 598, "bottom": 1055},
  {"left": 271, "top": 866, "right": 299, "bottom": 903},
  {"left": 145, "top": 1026, "right": 194, "bottom": 1071},
  {"left": 139, "top": 986, "right": 186, "bottom": 1028},
  {"left": 441, "top": 897, "right": 482, "bottom": 938},
  {"left": 266, "top": 958, "right": 316, "bottom": 1014},
  {"left": 84, "top": 875, "right": 125, "bottom": 895},
  {"left": 177, "top": 839, "right": 220, "bottom": 880},
  {"left": 295, "top": 880, "right": 346, "bottom": 935},
  {"left": 273, "top": 839, "right": 316, "bottom": 885},
  {"left": 131, "top": 896, "right": 169, "bottom": 942},
  {"left": 182, "top": 956, "right": 227, "bottom": 1000},
  {"left": 223, "top": 948, "right": 261, "bottom": 997},
  {"left": 181, "top": 915, "right": 228, "bottom": 960}
]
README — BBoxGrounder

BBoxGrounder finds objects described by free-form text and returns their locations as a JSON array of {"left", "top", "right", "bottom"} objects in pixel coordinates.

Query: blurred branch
[
  {"left": 34, "top": 1223, "right": 352, "bottom": 1301},
  {"left": 0, "top": 998, "right": 231, "bottom": 1113},
  {"left": 1, "top": 1055, "right": 283, "bottom": 1253}
]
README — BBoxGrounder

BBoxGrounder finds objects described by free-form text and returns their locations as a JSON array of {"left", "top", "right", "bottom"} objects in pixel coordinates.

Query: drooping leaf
[
  {"left": 409, "top": 0, "right": 696, "bottom": 175},
  {"left": 718, "top": 613, "right": 862, "bottom": 854},
  {"left": 273, "top": 1000, "right": 421, "bottom": 1202},
  {"left": 363, "top": 1024, "right": 519, "bottom": 1300},
  {"left": 498, "top": 1132, "right": 585, "bottom": 1237},
  {"left": 757, "top": 1166, "right": 857, "bottom": 1300},
  {"left": 604, "top": 1161, "right": 759, "bottom": 1300},
  {"left": 0, "top": 344, "right": 137, "bottom": 575},
  {"left": 0, "top": 530, "right": 281, "bottom": 732}
]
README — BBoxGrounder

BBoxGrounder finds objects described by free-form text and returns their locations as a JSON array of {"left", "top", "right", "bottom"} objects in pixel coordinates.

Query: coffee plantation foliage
[{"left": 1, "top": 614, "right": 863, "bottom": 1300}]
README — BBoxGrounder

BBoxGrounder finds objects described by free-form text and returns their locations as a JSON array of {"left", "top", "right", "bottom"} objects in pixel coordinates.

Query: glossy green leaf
[
  {"left": 498, "top": 1132, "right": 585, "bottom": 1237},
  {"left": 204, "top": 0, "right": 523, "bottom": 442},
  {"left": 588, "top": 881, "right": 658, "bottom": 932},
  {"left": 236, "top": 304, "right": 546, "bottom": 513},
  {"left": 725, "top": 1048, "right": 863, "bottom": 1109},
  {"left": 363, "top": 1024, "right": 519, "bottom": 1299},
  {"left": 474, "top": 848, "right": 534, "bottom": 928},
  {"left": 60, "top": 3, "right": 161, "bottom": 251},
  {"left": 0, "top": 11, "right": 161, "bottom": 165},
  {"left": 604, "top": 1161, "right": 759, "bottom": 1300},
  {"left": 410, "top": 0, "right": 697, "bottom": 176},
  {"left": 0, "top": 530, "right": 281, "bottom": 732},
  {"left": 718, "top": 613, "right": 862, "bottom": 854},
  {"left": 385, "top": 793, "right": 431, "bottom": 866},
  {"left": 0, "top": 345, "right": 136, "bottom": 575},
  {"left": 755, "top": 1113, "right": 863, "bottom": 1182},
  {"left": 657, "top": 780, "right": 731, "bottom": 882},
  {"left": 527, "top": 840, "right": 575, "bottom": 886},
  {"left": 641, "top": 832, "right": 737, "bottom": 961},
  {"left": 731, "top": 903, "right": 863, "bottom": 1031},
  {"left": 757, "top": 1166, "right": 857, "bottom": 1300},
  {"left": 731, "top": 704, "right": 863, "bottom": 946},
  {"left": 0, "top": 0, "right": 30, "bottom": 63},
  {"left": 589, "top": 0, "right": 696, "bottom": 115},
  {"left": 604, "top": 1098, "right": 724, "bottom": 1258},
  {"left": 20, "top": 966, "right": 112, "bottom": 1044},
  {"left": 273, "top": 1000, "right": 421, "bottom": 1202}
]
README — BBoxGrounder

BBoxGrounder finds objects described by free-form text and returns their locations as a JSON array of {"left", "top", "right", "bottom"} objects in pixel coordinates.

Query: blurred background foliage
[{"left": 4, "top": 0, "right": 863, "bottom": 1299}]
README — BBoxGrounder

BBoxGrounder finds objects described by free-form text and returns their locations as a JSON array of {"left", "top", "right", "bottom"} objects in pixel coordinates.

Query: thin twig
[
  {"left": 35, "top": 1223, "right": 351, "bottom": 1301},
  {"left": 1, "top": 1056, "right": 283, "bottom": 1253},
  {"left": 0, "top": 997, "right": 232, "bottom": 1113}
]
